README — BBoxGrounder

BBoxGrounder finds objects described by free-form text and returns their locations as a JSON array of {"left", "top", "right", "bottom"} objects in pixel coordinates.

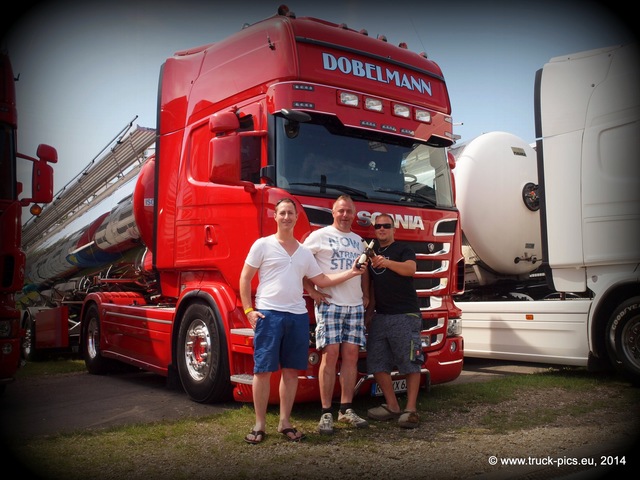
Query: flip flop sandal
[
  {"left": 244, "top": 429, "right": 266, "bottom": 444},
  {"left": 279, "top": 427, "right": 305, "bottom": 442}
]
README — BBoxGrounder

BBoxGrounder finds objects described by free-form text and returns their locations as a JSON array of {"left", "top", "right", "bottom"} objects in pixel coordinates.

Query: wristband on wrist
[{"left": 244, "top": 307, "right": 254, "bottom": 315}]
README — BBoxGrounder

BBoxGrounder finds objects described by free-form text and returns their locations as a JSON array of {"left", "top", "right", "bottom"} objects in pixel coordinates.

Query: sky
[{"left": 2, "top": 0, "right": 636, "bottom": 219}]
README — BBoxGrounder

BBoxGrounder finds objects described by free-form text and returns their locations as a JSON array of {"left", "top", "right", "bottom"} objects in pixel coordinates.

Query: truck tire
[
  {"left": 83, "top": 304, "right": 116, "bottom": 375},
  {"left": 606, "top": 296, "right": 640, "bottom": 385},
  {"left": 176, "top": 302, "right": 232, "bottom": 403}
]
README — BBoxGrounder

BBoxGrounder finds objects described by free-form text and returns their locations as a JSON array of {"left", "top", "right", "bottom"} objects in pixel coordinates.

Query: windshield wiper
[
  {"left": 290, "top": 182, "right": 368, "bottom": 199},
  {"left": 374, "top": 188, "right": 436, "bottom": 206}
]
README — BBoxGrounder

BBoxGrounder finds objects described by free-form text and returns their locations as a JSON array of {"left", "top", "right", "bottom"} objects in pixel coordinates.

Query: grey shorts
[{"left": 366, "top": 313, "right": 422, "bottom": 375}]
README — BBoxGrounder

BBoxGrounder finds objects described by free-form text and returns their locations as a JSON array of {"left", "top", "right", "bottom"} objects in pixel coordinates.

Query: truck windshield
[{"left": 274, "top": 117, "right": 454, "bottom": 208}]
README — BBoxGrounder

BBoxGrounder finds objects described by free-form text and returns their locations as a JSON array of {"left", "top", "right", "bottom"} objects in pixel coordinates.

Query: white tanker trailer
[
  {"left": 451, "top": 131, "right": 544, "bottom": 297},
  {"left": 451, "top": 44, "right": 639, "bottom": 385}
]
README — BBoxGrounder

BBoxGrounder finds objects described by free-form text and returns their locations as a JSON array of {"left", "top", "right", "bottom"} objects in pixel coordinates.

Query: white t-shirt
[
  {"left": 303, "top": 225, "right": 364, "bottom": 306},
  {"left": 245, "top": 235, "right": 323, "bottom": 314}
]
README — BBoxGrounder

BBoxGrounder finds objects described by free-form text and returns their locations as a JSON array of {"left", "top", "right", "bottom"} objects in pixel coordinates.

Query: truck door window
[{"left": 238, "top": 113, "right": 261, "bottom": 184}]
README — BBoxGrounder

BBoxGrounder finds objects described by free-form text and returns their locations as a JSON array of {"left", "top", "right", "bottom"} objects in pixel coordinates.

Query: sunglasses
[{"left": 374, "top": 223, "right": 393, "bottom": 230}]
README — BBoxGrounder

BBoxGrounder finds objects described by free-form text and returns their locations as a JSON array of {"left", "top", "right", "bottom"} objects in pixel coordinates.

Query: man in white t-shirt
[
  {"left": 239, "top": 198, "right": 364, "bottom": 444},
  {"left": 303, "top": 195, "right": 370, "bottom": 435}
]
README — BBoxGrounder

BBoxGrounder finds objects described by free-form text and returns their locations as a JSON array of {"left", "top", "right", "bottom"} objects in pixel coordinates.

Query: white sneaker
[
  {"left": 338, "top": 408, "right": 369, "bottom": 428},
  {"left": 317, "top": 412, "right": 334, "bottom": 435}
]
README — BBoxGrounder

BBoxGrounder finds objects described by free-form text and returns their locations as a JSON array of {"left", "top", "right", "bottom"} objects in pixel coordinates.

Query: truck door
[{"left": 175, "top": 106, "right": 265, "bottom": 289}]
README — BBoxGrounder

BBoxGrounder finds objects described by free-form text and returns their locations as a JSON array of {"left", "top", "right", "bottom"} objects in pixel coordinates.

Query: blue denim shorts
[{"left": 253, "top": 310, "right": 309, "bottom": 373}]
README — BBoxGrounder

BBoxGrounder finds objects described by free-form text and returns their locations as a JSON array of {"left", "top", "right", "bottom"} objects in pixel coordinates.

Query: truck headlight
[{"left": 447, "top": 318, "right": 462, "bottom": 337}]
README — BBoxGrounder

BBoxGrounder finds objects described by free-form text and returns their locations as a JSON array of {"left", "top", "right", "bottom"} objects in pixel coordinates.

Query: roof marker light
[{"left": 277, "top": 4, "right": 295, "bottom": 17}]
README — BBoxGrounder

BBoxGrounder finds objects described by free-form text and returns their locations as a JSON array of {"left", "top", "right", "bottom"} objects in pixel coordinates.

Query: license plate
[{"left": 371, "top": 378, "right": 407, "bottom": 396}]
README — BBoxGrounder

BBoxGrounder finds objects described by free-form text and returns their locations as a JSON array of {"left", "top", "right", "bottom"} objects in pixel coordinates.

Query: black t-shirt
[{"left": 368, "top": 241, "right": 420, "bottom": 315}]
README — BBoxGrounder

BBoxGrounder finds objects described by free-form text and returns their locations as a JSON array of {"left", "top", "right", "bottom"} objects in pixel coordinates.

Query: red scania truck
[
  {"left": 0, "top": 51, "right": 56, "bottom": 393},
  {"left": 19, "top": 6, "right": 464, "bottom": 403}
]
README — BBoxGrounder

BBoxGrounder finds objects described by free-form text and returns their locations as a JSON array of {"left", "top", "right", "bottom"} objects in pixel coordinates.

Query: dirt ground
[
  {"left": 3, "top": 359, "right": 638, "bottom": 480},
  {"left": 202, "top": 381, "right": 639, "bottom": 480}
]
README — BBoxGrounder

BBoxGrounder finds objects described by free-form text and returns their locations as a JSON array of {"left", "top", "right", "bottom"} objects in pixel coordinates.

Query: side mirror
[
  {"left": 208, "top": 135, "right": 255, "bottom": 193},
  {"left": 36, "top": 143, "right": 58, "bottom": 164},
  {"left": 209, "top": 135, "right": 241, "bottom": 183},
  {"left": 209, "top": 111, "right": 240, "bottom": 133},
  {"left": 30, "top": 160, "right": 54, "bottom": 204},
  {"left": 19, "top": 143, "right": 57, "bottom": 206}
]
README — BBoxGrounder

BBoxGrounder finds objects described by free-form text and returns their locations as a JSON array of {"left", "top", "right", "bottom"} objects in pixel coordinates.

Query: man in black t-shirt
[{"left": 365, "top": 213, "right": 422, "bottom": 429}]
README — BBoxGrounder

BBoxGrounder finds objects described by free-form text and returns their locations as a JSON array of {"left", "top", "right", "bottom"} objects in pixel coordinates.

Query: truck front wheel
[
  {"left": 83, "top": 304, "right": 115, "bottom": 375},
  {"left": 606, "top": 296, "right": 640, "bottom": 385},
  {"left": 176, "top": 302, "right": 232, "bottom": 403}
]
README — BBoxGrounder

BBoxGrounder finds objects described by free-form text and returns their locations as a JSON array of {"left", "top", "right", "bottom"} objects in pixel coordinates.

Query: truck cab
[{"left": 138, "top": 10, "right": 465, "bottom": 401}]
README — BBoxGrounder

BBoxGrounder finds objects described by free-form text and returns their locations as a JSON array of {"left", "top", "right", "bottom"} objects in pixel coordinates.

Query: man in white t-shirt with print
[{"left": 303, "top": 195, "right": 370, "bottom": 435}]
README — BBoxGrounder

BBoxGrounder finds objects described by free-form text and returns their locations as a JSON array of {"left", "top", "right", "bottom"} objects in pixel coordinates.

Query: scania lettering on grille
[
  {"left": 322, "top": 53, "right": 433, "bottom": 96},
  {"left": 357, "top": 211, "right": 425, "bottom": 231}
]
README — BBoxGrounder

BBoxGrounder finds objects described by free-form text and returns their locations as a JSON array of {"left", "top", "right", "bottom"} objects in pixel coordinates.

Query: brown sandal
[
  {"left": 244, "top": 429, "right": 266, "bottom": 444},
  {"left": 279, "top": 427, "right": 305, "bottom": 442}
]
